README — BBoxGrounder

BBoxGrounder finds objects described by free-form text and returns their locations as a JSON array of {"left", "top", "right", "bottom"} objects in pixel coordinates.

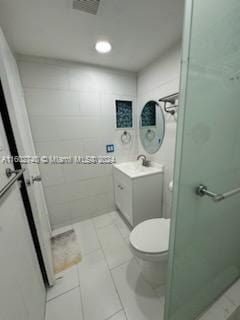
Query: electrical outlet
[{"left": 106, "top": 144, "right": 114, "bottom": 153}]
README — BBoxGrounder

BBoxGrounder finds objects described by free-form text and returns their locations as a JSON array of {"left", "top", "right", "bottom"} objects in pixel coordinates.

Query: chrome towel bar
[
  {"left": 196, "top": 184, "right": 240, "bottom": 202},
  {"left": 0, "top": 168, "right": 25, "bottom": 199}
]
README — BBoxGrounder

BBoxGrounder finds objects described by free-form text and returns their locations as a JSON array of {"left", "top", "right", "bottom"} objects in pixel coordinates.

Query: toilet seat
[{"left": 129, "top": 219, "right": 170, "bottom": 259}]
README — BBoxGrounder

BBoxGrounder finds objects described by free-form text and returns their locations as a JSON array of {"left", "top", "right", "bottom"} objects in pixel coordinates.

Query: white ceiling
[{"left": 0, "top": 0, "right": 185, "bottom": 72}]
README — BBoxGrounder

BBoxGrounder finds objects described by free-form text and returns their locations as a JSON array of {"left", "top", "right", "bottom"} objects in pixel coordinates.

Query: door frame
[
  {"left": 0, "top": 79, "right": 48, "bottom": 285},
  {"left": 164, "top": 0, "right": 193, "bottom": 318},
  {"left": 0, "top": 28, "right": 55, "bottom": 286}
]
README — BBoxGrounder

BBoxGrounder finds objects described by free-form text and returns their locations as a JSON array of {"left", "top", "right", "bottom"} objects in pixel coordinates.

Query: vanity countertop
[{"left": 113, "top": 161, "right": 164, "bottom": 179}]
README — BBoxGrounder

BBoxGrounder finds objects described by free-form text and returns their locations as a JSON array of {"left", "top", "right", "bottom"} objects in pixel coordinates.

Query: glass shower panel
[{"left": 165, "top": 0, "right": 240, "bottom": 319}]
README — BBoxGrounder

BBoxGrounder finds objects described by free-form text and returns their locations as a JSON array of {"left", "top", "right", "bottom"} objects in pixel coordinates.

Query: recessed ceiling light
[{"left": 95, "top": 41, "right": 112, "bottom": 54}]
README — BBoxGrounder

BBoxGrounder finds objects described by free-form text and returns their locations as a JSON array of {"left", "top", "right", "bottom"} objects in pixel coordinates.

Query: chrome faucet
[{"left": 137, "top": 154, "right": 151, "bottom": 167}]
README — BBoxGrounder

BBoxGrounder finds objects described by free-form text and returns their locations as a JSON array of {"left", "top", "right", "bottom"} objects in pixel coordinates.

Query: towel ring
[
  {"left": 145, "top": 129, "right": 156, "bottom": 142},
  {"left": 121, "top": 131, "right": 131, "bottom": 145}
]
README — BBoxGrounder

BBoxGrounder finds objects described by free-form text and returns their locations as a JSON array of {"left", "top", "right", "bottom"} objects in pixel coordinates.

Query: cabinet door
[
  {"left": 114, "top": 177, "right": 123, "bottom": 212},
  {"left": 114, "top": 177, "right": 132, "bottom": 225},
  {"left": 121, "top": 182, "right": 132, "bottom": 225}
]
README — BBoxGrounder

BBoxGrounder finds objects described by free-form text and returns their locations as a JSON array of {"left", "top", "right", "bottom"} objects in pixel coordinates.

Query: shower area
[{"left": 165, "top": 0, "right": 240, "bottom": 319}]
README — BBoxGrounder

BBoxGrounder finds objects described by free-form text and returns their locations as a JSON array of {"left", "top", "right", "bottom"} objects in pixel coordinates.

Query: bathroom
[{"left": 0, "top": 0, "right": 240, "bottom": 320}]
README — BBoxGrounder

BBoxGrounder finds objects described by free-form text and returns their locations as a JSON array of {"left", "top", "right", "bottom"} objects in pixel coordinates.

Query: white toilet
[
  {"left": 129, "top": 180, "right": 173, "bottom": 287},
  {"left": 129, "top": 218, "right": 170, "bottom": 288}
]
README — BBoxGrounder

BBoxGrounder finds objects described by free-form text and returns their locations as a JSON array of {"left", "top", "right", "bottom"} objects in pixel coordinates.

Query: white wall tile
[
  {"left": 40, "top": 164, "right": 65, "bottom": 187},
  {"left": 18, "top": 56, "right": 137, "bottom": 227},
  {"left": 24, "top": 89, "right": 79, "bottom": 116},
  {"left": 36, "top": 140, "right": 73, "bottom": 156},
  {"left": 69, "top": 67, "right": 100, "bottom": 92},
  {"left": 44, "top": 180, "right": 89, "bottom": 206},
  {"left": 70, "top": 193, "right": 111, "bottom": 222},
  {"left": 84, "top": 176, "right": 113, "bottom": 196},
  {"left": 36, "top": 139, "right": 84, "bottom": 158},
  {"left": 62, "top": 164, "right": 106, "bottom": 183},
  {"left": 55, "top": 117, "right": 87, "bottom": 140},
  {"left": 29, "top": 116, "right": 60, "bottom": 142},
  {"left": 82, "top": 137, "right": 106, "bottom": 155},
  {"left": 79, "top": 92, "right": 100, "bottom": 117},
  {"left": 137, "top": 44, "right": 181, "bottom": 218},
  {"left": 48, "top": 202, "right": 73, "bottom": 227},
  {"left": 19, "top": 61, "right": 69, "bottom": 90}
]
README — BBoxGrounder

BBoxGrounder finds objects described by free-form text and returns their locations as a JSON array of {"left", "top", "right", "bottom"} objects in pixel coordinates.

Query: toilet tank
[{"left": 132, "top": 172, "right": 164, "bottom": 225}]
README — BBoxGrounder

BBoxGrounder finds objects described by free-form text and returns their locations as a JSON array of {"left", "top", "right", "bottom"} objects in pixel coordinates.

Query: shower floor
[{"left": 45, "top": 211, "right": 165, "bottom": 320}]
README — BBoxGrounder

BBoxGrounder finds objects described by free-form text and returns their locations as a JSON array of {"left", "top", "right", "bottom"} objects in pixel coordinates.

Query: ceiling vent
[{"left": 72, "top": 0, "right": 100, "bottom": 15}]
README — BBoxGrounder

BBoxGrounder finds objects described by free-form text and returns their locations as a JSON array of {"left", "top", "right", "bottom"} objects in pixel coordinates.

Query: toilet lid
[{"left": 130, "top": 219, "right": 170, "bottom": 254}]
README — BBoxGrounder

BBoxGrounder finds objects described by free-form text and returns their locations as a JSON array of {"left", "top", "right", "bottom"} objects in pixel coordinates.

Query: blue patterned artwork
[
  {"left": 141, "top": 101, "right": 156, "bottom": 127},
  {"left": 116, "top": 100, "right": 133, "bottom": 128}
]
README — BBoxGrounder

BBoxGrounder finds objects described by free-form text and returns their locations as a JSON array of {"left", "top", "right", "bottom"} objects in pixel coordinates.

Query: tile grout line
[
  {"left": 73, "top": 224, "right": 101, "bottom": 257},
  {"left": 104, "top": 309, "right": 127, "bottom": 320},
  {"left": 94, "top": 218, "right": 132, "bottom": 270},
  {"left": 109, "top": 259, "right": 132, "bottom": 272},
  {"left": 76, "top": 262, "right": 86, "bottom": 320},
  {"left": 92, "top": 218, "right": 127, "bottom": 317},
  {"left": 46, "top": 284, "right": 80, "bottom": 303}
]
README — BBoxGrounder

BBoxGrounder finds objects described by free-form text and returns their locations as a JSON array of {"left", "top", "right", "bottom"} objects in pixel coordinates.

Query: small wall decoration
[
  {"left": 116, "top": 100, "right": 133, "bottom": 128},
  {"left": 141, "top": 101, "right": 156, "bottom": 127}
]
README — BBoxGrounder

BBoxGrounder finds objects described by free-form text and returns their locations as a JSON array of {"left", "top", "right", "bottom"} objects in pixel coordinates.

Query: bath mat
[{"left": 51, "top": 229, "right": 81, "bottom": 274}]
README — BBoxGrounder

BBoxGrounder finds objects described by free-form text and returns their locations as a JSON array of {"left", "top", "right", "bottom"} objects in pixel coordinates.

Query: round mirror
[{"left": 139, "top": 100, "right": 165, "bottom": 154}]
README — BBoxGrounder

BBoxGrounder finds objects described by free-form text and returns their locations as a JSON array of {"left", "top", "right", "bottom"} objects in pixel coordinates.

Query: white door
[
  {"left": 0, "top": 113, "right": 46, "bottom": 320},
  {"left": 0, "top": 28, "right": 55, "bottom": 285},
  {"left": 165, "top": 1, "right": 240, "bottom": 319}
]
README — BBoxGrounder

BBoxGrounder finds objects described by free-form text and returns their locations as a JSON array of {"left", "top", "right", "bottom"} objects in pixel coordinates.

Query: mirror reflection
[{"left": 139, "top": 100, "right": 165, "bottom": 154}]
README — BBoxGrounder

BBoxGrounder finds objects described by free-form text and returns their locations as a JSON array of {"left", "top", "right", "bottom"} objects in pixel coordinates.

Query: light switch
[{"left": 106, "top": 144, "right": 114, "bottom": 153}]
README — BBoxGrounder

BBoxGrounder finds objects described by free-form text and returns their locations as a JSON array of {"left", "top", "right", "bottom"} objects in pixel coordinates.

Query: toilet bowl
[{"left": 129, "top": 218, "right": 170, "bottom": 288}]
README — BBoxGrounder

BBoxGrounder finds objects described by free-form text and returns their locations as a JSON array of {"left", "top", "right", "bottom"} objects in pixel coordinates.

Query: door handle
[
  {"left": 6, "top": 168, "right": 21, "bottom": 178},
  {"left": 26, "top": 175, "right": 42, "bottom": 185},
  {"left": 0, "top": 168, "right": 25, "bottom": 199},
  {"left": 196, "top": 184, "right": 240, "bottom": 202},
  {"left": 32, "top": 175, "right": 42, "bottom": 182}
]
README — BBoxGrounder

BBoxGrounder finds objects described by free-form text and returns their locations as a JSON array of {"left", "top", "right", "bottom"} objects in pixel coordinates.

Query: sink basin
[{"left": 113, "top": 161, "right": 163, "bottom": 179}]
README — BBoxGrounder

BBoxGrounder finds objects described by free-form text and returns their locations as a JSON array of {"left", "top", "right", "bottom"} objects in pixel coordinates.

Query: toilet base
[{"left": 138, "top": 258, "right": 167, "bottom": 289}]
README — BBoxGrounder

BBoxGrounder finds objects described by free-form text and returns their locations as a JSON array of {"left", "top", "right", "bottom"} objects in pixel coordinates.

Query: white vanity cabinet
[{"left": 113, "top": 162, "right": 164, "bottom": 227}]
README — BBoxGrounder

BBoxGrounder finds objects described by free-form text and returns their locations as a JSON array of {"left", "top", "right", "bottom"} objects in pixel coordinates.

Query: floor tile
[
  {"left": 108, "top": 310, "right": 127, "bottom": 320},
  {"left": 93, "top": 212, "right": 114, "bottom": 229},
  {"left": 96, "top": 223, "right": 132, "bottom": 269},
  {"left": 73, "top": 219, "right": 100, "bottom": 255},
  {"left": 47, "top": 265, "right": 79, "bottom": 301},
  {"left": 111, "top": 258, "right": 164, "bottom": 320},
  {"left": 78, "top": 250, "right": 122, "bottom": 320},
  {"left": 111, "top": 211, "right": 131, "bottom": 239},
  {"left": 45, "top": 287, "right": 83, "bottom": 320},
  {"left": 225, "top": 279, "right": 240, "bottom": 307},
  {"left": 199, "top": 296, "right": 236, "bottom": 320}
]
